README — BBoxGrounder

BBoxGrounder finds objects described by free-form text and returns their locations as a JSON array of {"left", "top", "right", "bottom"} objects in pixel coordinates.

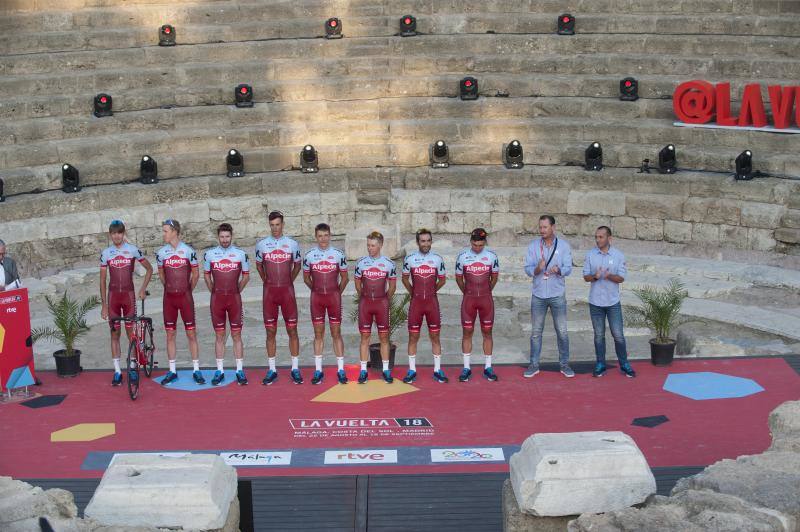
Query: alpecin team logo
[
  {"left": 212, "top": 259, "right": 240, "bottom": 272},
  {"left": 266, "top": 250, "right": 292, "bottom": 263},
  {"left": 312, "top": 261, "right": 337, "bottom": 273},
  {"left": 361, "top": 267, "right": 387, "bottom": 280},
  {"left": 465, "top": 262, "right": 491, "bottom": 275},
  {"left": 414, "top": 264, "right": 436, "bottom": 278},
  {"left": 163, "top": 257, "right": 186, "bottom": 268},
  {"left": 107, "top": 257, "right": 131, "bottom": 268}
]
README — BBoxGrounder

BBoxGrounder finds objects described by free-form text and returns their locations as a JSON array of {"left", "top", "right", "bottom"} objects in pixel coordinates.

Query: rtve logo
[{"left": 324, "top": 449, "right": 398, "bottom": 465}]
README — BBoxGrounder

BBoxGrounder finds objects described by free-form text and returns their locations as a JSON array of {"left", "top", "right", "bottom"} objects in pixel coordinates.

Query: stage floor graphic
[{"left": 1, "top": 357, "right": 798, "bottom": 479}]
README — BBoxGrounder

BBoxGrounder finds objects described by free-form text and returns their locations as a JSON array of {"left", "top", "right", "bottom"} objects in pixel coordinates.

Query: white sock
[
  {"left": 337, "top": 357, "right": 344, "bottom": 371},
  {"left": 169, "top": 360, "right": 176, "bottom": 373},
  {"left": 291, "top": 356, "right": 299, "bottom": 370},
  {"left": 236, "top": 359, "right": 243, "bottom": 372},
  {"left": 360, "top": 361, "right": 368, "bottom": 371},
  {"left": 216, "top": 359, "right": 224, "bottom": 371},
  {"left": 434, "top": 355, "right": 441, "bottom": 372},
  {"left": 382, "top": 360, "right": 389, "bottom": 372},
  {"left": 485, "top": 355, "right": 493, "bottom": 369},
  {"left": 463, "top": 353, "right": 471, "bottom": 369},
  {"left": 193, "top": 360, "right": 200, "bottom": 372},
  {"left": 113, "top": 359, "right": 121, "bottom": 373},
  {"left": 268, "top": 357, "right": 276, "bottom": 371},
  {"left": 408, "top": 355, "right": 416, "bottom": 371},
  {"left": 315, "top": 356, "right": 323, "bottom": 372}
]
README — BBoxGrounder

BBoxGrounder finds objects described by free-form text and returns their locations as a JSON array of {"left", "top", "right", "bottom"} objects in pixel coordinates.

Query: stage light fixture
[
  {"left": 620, "top": 77, "right": 639, "bottom": 101},
  {"left": 400, "top": 15, "right": 417, "bottom": 37},
  {"left": 62, "top": 163, "right": 81, "bottom": 193},
  {"left": 557, "top": 13, "right": 575, "bottom": 35},
  {"left": 0, "top": 178, "right": 5, "bottom": 202},
  {"left": 503, "top": 140, "right": 524, "bottom": 169},
  {"left": 735, "top": 150, "right": 754, "bottom": 181},
  {"left": 301, "top": 145, "right": 319, "bottom": 173},
  {"left": 658, "top": 144, "right": 677, "bottom": 174},
  {"left": 460, "top": 77, "right": 478, "bottom": 100},
  {"left": 159, "top": 24, "right": 176, "bottom": 46},
  {"left": 430, "top": 140, "right": 450, "bottom": 168},
  {"left": 585, "top": 142, "right": 603, "bottom": 171},
  {"left": 235, "top": 84, "right": 253, "bottom": 108},
  {"left": 325, "top": 17, "right": 342, "bottom": 39},
  {"left": 226, "top": 149, "right": 244, "bottom": 177},
  {"left": 93, "top": 93, "right": 112, "bottom": 117},
  {"left": 140, "top": 155, "right": 158, "bottom": 184}
]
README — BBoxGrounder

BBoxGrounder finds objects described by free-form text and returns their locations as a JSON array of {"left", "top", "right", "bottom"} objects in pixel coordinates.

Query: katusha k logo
[
  {"left": 413, "top": 264, "right": 436, "bottom": 278},
  {"left": 465, "top": 262, "right": 491, "bottom": 275},
  {"left": 312, "top": 261, "right": 337, "bottom": 273},
  {"left": 163, "top": 257, "right": 186, "bottom": 268},
  {"left": 212, "top": 259, "right": 240, "bottom": 272},
  {"left": 266, "top": 250, "right": 292, "bottom": 263},
  {"left": 362, "top": 267, "right": 387, "bottom": 280}
]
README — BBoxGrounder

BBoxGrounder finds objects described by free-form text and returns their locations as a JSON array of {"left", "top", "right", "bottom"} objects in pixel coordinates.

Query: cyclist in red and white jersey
[
  {"left": 204, "top": 223, "right": 250, "bottom": 386},
  {"left": 401, "top": 229, "right": 447, "bottom": 384},
  {"left": 455, "top": 228, "right": 500, "bottom": 383},
  {"left": 303, "top": 223, "right": 349, "bottom": 385},
  {"left": 99, "top": 219, "right": 153, "bottom": 386},
  {"left": 255, "top": 211, "right": 302, "bottom": 385},
  {"left": 354, "top": 231, "right": 397, "bottom": 384},
  {"left": 156, "top": 218, "right": 203, "bottom": 385}
]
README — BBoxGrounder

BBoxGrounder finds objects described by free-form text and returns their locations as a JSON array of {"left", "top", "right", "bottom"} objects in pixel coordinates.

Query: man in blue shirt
[
  {"left": 582, "top": 226, "right": 636, "bottom": 378},
  {"left": 523, "top": 215, "right": 574, "bottom": 378}
]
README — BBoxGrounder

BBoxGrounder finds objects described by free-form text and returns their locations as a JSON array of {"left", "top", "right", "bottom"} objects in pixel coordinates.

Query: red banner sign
[
  {"left": 0, "top": 288, "right": 36, "bottom": 391},
  {"left": 673, "top": 81, "right": 800, "bottom": 130}
]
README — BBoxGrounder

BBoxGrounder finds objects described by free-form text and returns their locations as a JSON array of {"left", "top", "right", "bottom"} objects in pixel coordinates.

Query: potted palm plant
[
  {"left": 350, "top": 292, "right": 411, "bottom": 370},
  {"left": 625, "top": 278, "right": 689, "bottom": 366},
  {"left": 32, "top": 292, "right": 100, "bottom": 377}
]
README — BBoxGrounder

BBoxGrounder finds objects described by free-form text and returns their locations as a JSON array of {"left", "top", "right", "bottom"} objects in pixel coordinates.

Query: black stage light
[
  {"left": 0, "top": 177, "right": 5, "bottom": 202},
  {"left": 400, "top": 15, "right": 417, "bottom": 37},
  {"left": 159, "top": 24, "right": 176, "bottom": 46},
  {"left": 325, "top": 17, "right": 342, "bottom": 39},
  {"left": 301, "top": 145, "right": 319, "bottom": 173},
  {"left": 226, "top": 149, "right": 244, "bottom": 177},
  {"left": 735, "top": 150, "right": 754, "bottom": 181},
  {"left": 620, "top": 77, "right": 639, "bottom": 101},
  {"left": 62, "top": 163, "right": 81, "bottom": 193},
  {"left": 460, "top": 77, "right": 478, "bottom": 100},
  {"left": 140, "top": 155, "right": 158, "bottom": 184},
  {"left": 585, "top": 142, "right": 603, "bottom": 171},
  {"left": 94, "top": 93, "right": 112, "bottom": 117},
  {"left": 503, "top": 140, "right": 524, "bottom": 169},
  {"left": 430, "top": 140, "right": 449, "bottom": 168},
  {"left": 557, "top": 13, "right": 575, "bottom": 35},
  {"left": 235, "top": 84, "right": 253, "bottom": 108},
  {"left": 658, "top": 144, "right": 677, "bottom": 174}
]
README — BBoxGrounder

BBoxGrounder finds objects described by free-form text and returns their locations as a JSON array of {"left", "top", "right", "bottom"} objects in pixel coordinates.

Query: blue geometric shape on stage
[
  {"left": 663, "top": 372, "right": 764, "bottom": 400},
  {"left": 156, "top": 369, "right": 236, "bottom": 391},
  {"left": 7, "top": 366, "right": 35, "bottom": 389}
]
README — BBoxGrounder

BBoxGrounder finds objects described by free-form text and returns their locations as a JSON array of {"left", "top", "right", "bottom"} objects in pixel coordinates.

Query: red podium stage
[{"left": 0, "top": 288, "right": 36, "bottom": 393}]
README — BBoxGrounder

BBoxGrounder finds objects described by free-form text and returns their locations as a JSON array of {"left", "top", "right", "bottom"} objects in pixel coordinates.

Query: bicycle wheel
[
  {"left": 127, "top": 338, "right": 140, "bottom": 401},
  {"left": 143, "top": 322, "right": 155, "bottom": 378}
]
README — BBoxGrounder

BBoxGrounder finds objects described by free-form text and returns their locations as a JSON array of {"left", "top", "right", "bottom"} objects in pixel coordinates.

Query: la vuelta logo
[{"left": 673, "top": 81, "right": 800, "bottom": 130}]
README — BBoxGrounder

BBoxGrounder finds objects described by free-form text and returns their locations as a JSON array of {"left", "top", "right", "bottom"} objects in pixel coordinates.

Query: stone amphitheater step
[{"left": 3, "top": 12, "right": 798, "bottom": 55}]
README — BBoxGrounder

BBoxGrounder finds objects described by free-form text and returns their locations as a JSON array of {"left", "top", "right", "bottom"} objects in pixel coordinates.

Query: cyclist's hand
[
  {"left": 137, "top": 288, "right": 147, "bottom": 301},
  {"left": 101, "top": 304, "right": 108, "bottom": 320}
]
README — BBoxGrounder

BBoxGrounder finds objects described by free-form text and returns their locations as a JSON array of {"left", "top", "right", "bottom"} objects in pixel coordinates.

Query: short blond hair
[{"left": 367, "top": 230, "right": 384, "bottom": 244}]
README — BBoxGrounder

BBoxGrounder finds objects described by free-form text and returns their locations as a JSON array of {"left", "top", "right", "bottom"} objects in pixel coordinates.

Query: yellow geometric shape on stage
[
  {"left": 51, "top": 423, "right": 116, "bottom": 442},
  {"left": 0, "top": 322, "right": 5, "bottom": 352},
  {"left": 311, "top": 380, "right": 419, "bottom": 404}
]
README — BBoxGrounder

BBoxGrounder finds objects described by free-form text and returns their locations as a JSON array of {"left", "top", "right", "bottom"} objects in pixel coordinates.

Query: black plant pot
[
  {"left": 54, "top": 349, "right": 82, "bottom": 377},
  {"left": 649, "top": 339, "right": 675, "bottom": 366},
  {"left": 368, "top": 343, "right": 396, "bottom": 372}
]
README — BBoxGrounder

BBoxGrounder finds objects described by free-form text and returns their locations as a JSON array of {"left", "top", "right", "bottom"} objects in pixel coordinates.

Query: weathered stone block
[
  {"left": 748, "top": 228, "right": 777, "bottom": 251},
  {"left": 567, "top": 191, "right": 625, "bottom": 216},
  {"left": 450, "top": 190, "right": 510, "bottom": 213},
  {"left": 692, "top": 223, "right": 720, "bottom": 244},
  {"left": 768, "top": 400, "right": 800, "bottom": 453},
  {"left": 626, "top": 193, "right": 683, "bottom": 220},
  {"left": 610, "top": 216, "right": 637, "bottom": 240},
  {"left": 775, "top": 228, "right": 800, "bottom": 245},
  {"left": 636, "top": 218, "right": 664, "bottom": 241},
  {"left": 741, "top": 203, "right": 786, "bottom": 229},
  {"left": 509, "top": 431, "right": 656, "bottom": 517},
  {"left": 389, "top": 189, "right": 451, "bottom": 213},
  {"left": 509, "top": 189, "right": 569, "bottom": 214},
  {"left": 580, "top": 215, "right": 611, "bottom": 237},
  {"left": 682, "top": 197, "right": 741, "bottom": 225},
  {"left": 345, "top": 224, "right": 402, "bottom": 260},
  {"left": 492, "top": 212, "right": 523, "bottom": 232},
  {"left": 502, "top": 479, "right": 575, "bottom": 532},
  {"left": 719, "top": 224, "right": 749, "bottom": 249},
  {"left": 436, "top": 212, "right": 464, "bottom": 234}
]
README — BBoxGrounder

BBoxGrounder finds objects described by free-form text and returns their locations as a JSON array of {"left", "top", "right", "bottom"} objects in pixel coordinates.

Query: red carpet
[{"left": 1, "top": 357, "right": 797, "bottom": 479}]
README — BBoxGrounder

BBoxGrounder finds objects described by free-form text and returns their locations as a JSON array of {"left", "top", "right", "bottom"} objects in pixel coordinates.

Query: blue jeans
[
  {"left": 589, "top": 302, "right": 629, "bottom": 366},
  {"left": 529, "top": 294, "right": 570, "bottom": 367}
]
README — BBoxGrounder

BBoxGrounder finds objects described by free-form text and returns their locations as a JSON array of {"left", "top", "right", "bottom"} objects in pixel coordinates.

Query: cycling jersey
[
  {"left": 100, "top": 242, "right": 145, "bottom": 292},
  {"left": 402, "top": 251, "right": 446, "bottom": 299},
  {"left": 255, "top": 235, "right": 301, "bottom": 287},
  {"left": 156, "top": 242, "right": 198, "bottom": 294},
  {"left": 455, "top": 248, "right": 499, "bottom": 297},
  {"left": 354, "top": 255, "right": 396, "bottom": 299},
  {"left": 204, "top": 245, "right": 249, "bottom": 295},
  {"left": 303, "top": 246, "right": 347, "bottom": 294}
]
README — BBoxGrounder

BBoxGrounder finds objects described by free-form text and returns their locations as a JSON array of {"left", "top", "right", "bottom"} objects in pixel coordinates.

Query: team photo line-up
[{"left": 98, "top": 211, "right": 637, "bottom": 389}]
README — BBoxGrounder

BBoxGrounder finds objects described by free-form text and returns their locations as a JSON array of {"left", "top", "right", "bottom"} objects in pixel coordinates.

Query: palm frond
[
  {"left": 33, "top": 291, "right": 101, "bottom": 355},
  {"left": 626, "top": 278, "right": 688, "bottom": 342}
]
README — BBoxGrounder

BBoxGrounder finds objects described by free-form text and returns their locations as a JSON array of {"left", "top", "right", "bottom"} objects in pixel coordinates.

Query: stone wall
[{"left": 2, "top": 166, "right": 799, "bottom": 274}]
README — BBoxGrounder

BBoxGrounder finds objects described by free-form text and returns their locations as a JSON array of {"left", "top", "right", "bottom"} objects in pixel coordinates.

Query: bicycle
[{"left": 111, "top": 293, "right": 156, "bottom": 400}]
